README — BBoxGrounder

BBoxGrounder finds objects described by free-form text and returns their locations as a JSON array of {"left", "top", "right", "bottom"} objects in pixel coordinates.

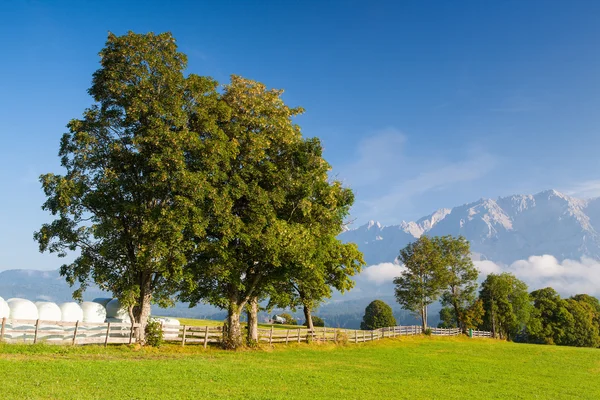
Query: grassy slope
[{"left": 1, "top": 336, "right": 598, "bottom": 400}]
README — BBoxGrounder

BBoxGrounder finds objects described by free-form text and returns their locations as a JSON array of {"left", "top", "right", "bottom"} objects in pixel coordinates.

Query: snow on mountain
[{"left": 341, "top": 189, "right": 600, "bottom": 265}]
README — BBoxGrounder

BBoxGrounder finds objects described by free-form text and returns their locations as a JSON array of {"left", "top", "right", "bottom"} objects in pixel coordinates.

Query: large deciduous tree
[
  {"left": 479, "top": 273, "right": 531, "bottom": 340},
  {"left": 394, "top": 236, "right": 448, "bottom": 330},
  {"left": 179, "top": 76, "right": 361, "bottom": 348},
  {"left": 34, "top": 32, "right": 218, "bottom": 341}
]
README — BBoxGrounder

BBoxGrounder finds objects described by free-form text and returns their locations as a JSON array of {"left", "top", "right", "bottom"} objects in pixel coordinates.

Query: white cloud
[
  {"left": 336, "top": 128, "right": 497, "bottom": 224},
  {"left": 474, "top": 255, "right": 600, "bottom": 297},
  {"left": 565, "top": 180, "right": 600, "bottom": 199},
  {"left": 362, "top": 262, "right": 405, "bottom": 285}
]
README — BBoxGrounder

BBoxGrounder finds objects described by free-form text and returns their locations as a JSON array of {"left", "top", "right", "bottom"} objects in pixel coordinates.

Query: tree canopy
[
  {"left": 360, "top": 300, "right": 397, "bottom": 330},
  {"left": 36, "top": 32, "right": 363, "bottom": 348},
  {"left": 34, "top": 32, "right": 219, "bottom": 340}
]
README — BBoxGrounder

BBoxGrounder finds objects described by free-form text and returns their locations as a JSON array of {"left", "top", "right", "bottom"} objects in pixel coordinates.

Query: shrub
[
  {"left": 360, "top": 300, "right": 397, "bottom": 330},
  {"left": 145, "top": 320, "right": 164, "bottom": 347},
  {"left": 304, "top": 316, "right": 325, "bottom": 327},
  {"left": 423, "top": 328, "right": 432, "bottom": 336},
  {"left": 279, "top": 313, "right": 298, "bottom": 325},
  {"left": 334, "top": 330, "right": 349, "bottom": 345}
]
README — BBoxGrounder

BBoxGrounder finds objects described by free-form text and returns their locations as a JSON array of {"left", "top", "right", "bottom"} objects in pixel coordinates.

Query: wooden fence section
[
  {"left": 430, "top": 327, "right": 462, "bottom": 336},
  {"left": 0, "top": 317, "right": 141, "bottom": 345},
  {"left": 471, "top": 330, "right": 493, "bottom": 338},
  {"left": 159, "top": 324, "right": 493, "bottom": 347}
]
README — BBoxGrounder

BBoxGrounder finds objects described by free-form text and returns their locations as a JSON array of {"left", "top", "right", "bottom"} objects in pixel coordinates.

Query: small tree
[
  {"left": 394, "top": 236, "right": 448, "bottom": 330},
  {"left": 279, "top": 313, "right": 297, "bottom": 325},
  {"left": 438, "top": 235, "right": 478, "bottom": 331},
  {"left": 361, "top": 300, "right": 397, "bottom": 330}
]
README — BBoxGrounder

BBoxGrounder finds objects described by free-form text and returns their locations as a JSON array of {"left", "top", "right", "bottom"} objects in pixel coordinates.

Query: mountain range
[
  {"left": 340, "top": 189, "right": 600, "bottom": 265},
  {"left": 2, "top": 188, "right": 599, "bottom": 327}
]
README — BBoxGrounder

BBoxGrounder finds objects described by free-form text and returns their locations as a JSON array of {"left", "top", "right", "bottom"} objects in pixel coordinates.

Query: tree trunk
[
  {"left": 225, "top": 301, "right": 243, "bottom": 349},
  {"left": 246, "top": 296, "right": 258, "bottom": 343},
  {"left": 131, "top": 277, "right": 153, "bottom": 343},
  {"left": 303, "top": 304, "right": 314, "bottom": 332},
  {"left": 420, "top": 305, "right": 428, "bottom": 331},
  {"left": 452, "top": 300, "right": 462, "bottom": 332}
]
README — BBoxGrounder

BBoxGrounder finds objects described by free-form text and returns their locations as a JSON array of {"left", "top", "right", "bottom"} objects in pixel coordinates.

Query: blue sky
[{"left": 1, "top": 0, "right": 600, "bottom": 270}]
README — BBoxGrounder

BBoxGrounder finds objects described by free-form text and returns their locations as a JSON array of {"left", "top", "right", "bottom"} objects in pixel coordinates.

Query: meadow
[{"left": 1, "top": 335, "right": 598, "bottom": 399}]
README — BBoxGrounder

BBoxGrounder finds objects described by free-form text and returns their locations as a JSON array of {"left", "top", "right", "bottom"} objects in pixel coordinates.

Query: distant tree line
[
  {"left": 35, "top": 31, "right": 365, "bottom": 348},
  {"left": 393, "top": 235, "right": 600, "bottom": 348}
]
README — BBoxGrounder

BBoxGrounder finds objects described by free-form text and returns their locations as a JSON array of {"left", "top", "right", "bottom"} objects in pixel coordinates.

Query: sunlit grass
[{"left": 1, "top": 335, "right": 598, "bottom": 399}]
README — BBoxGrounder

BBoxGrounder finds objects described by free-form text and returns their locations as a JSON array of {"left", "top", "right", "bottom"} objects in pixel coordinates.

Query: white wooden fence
[
  {"left": 0, "top": 317, "right": 492, "bottom": 347},
  {"left": 0, "top": 317, "right": 141, "bottom": 345},
  {"left": 163, "top": 324, "right": 492, "bottom": 346}
]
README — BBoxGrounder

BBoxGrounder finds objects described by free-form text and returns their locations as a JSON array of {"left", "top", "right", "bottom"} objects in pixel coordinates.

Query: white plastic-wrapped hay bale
[
  {"left": 92, "top": 298, "right": 112, "bottom": 308},
  {"left": 35, "top": 301, "right": 62, "bottom": 321},
  {"left": 81, "top": 301, "right": 107, "bottom": 323},
  {"left": 59, "top": 302, "right": 83, "bottom": 322},
  {"left": 0, "top": 296, "right": 9, "bottom": 319},
  {"left": 106, "top": 298, "right": 131, "bottom": 322},
  {"left": 7, "top": 298, "right": 38, "bottom": 320}
]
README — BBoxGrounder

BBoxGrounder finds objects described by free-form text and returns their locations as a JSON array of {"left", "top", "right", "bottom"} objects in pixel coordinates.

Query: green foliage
[
  {"left": 394, "top": 236, "right": 448, "bottom": 329},
  {"left": 360, "top": 300, "right": 397, "bottom": 330},
  {"left": 438, "top": 235, "right": 479, "bottom": 331},
  {"left": 479, "top": 273, "right": 532, "bottom": 340},
  {"left": 279, "top": 313, "right": 297, "bottom": 325},
  {"left": 304, "top": 316, "right": 324, "bottom": 327},
  {"left": 525, "top": 287, "right": 566, "bottom": 345},
  {"left": 438, "top": 307, "right": 457, "bottom": 329},
  {"left": 145, "top": 320, "right": 164, "bottom": 347},
  {"left": 34, "top": 32, "right": 219, "bottom": 337},
  {"left": 559, "top": 299, "right": 600, "bottom": 348},
  {"left": 178, "top": 75, "right": 360, "bottom": 347}
]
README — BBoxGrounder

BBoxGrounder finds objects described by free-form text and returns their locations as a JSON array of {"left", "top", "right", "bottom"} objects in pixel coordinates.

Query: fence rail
[
  {"left": 162, "top": 324, "right": 493, "bottom": 346},
  {"left": 0, "top": 317, "right": 141, "bottom": 345},
  {"left": 0, "top": 317, "right": 493, "bottom": 347}
]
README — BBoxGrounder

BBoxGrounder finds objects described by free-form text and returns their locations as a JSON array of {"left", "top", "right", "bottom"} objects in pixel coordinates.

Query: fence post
[
  {"left": 72, "top": 320, "right": 79, "bottom": 346},
  {"left": 362, "top": 330, "right": 366, "bottom": 342},
  {"left": 33, "top": 319, "right": 40, "bottom": 344},
  {"left": 203, "top": 326, "right": 209, "bottom": 349},
  {"left": 269, "top": 326, "right": 274, "bottom": 345},
  {"left": 0, "top": 317, "right": 6, "bottom": 342},
  {"left": 354, "top": 330, "right": 357, "bottom": 344},
  {"left": 104, "top": 322, "right": 111, "bottom": 347},
  {"left": 297, "top": 328, "right": 301, "bottom": 343},
  {"left": 182, "top": 325, "right": 187, "bottom": 347},
  {"left": 286, "top": 329, "right": 290, "bottom": 344}
]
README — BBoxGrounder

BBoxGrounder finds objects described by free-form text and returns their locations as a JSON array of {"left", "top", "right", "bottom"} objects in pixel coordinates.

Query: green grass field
[{"left": 1, "top": 336, "right": 598, "bottom": 400}]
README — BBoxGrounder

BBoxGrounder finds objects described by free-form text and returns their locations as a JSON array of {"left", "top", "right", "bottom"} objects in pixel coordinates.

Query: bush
[
  {"left": 304, "top": 316, "right": 325, "bottom": 327},
  {"left": 145, "top": 320, "right": 164, "bottom": 347},
  {"left": 360, "top": 300, "right": 397, "bottom": 330},
  {"left": 279, "top": 313, "right": 298, "bottom": 325},
  {"left": 334, "top": 329, "right": 349, "bottom": 345},
  {"left": 423, "top": 328, "right": 432, "bottom": 336}
]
